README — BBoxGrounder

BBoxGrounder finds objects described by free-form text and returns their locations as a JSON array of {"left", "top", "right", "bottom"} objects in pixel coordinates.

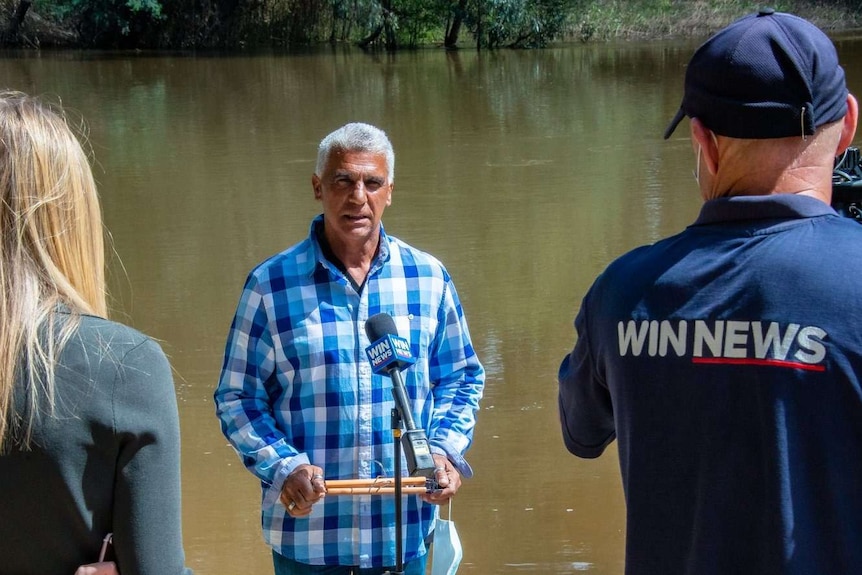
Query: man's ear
[
  {"left": 690, "top": 118, "right": 719, "bottom": 176},
  {"left": 837, "top": 94, "right": 859, "bottom": 155},
  {"left": 312, "top": 174, "right": 322, "bottom": 200},
  {"left": 386, "top": 182, "right": 393, "bottom": 206}
]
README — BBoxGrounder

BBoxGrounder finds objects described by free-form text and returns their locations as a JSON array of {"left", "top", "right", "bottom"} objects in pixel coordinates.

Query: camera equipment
[{"left": 833, "top": 146, "right": 862, "bottom": 223}]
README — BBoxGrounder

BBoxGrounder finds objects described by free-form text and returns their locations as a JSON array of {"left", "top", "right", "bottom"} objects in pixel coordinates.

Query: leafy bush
[
  {"left": 465, "top": 0, "right": 575, "bottom": 48},
  {"left": 42, "top": 0, "right": 164, "bottom": 46}
]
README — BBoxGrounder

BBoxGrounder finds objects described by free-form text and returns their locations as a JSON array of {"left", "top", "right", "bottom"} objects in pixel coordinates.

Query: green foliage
[
  {"left": 40, "top": 0, "right": 164, "bottom": 46},
  {"left": 394, "top": 0, "right": 446, "bottom": 46},
  {"left": 9, "top": 0, "right": 862, "bottom": 49},
  {"left": 466, "top": 0, "right": 575, "bottom": 48}
]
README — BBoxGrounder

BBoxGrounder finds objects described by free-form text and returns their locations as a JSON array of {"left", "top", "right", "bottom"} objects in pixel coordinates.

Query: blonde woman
[{"left": 0, "top": 91, "right": 191, "bottom": 575}]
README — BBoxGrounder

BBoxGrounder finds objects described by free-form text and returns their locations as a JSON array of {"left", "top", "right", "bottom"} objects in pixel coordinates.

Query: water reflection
[{"left": 1, "top": 38, "right": 860, "bottom": 573}]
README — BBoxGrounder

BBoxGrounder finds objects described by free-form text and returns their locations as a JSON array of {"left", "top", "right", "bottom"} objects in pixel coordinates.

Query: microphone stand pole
[{"left": 384, "top": 407, "right": 405, "bottom": 575}]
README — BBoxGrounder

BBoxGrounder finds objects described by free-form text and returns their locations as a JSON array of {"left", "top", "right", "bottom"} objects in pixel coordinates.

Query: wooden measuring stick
[
  {"left": 324, "top": 477, "right": 428, "bottom": 489},
  {"left": 321, "top": 476, "right": 434, "bottom": 495},
  {"left": 325, "top": 486, "right": 429, "bottom": 495}
]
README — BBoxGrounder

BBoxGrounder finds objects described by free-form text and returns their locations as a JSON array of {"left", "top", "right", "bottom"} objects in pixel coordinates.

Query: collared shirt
[
  {"left": 215, "top": 215, "right": 484, "bottom": 568},
  {"left": 559, "top": 194, "right": 862, "bottom": 574}
]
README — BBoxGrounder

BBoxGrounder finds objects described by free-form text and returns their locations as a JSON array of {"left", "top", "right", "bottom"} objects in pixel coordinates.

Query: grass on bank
[{"left": 569, "top": 0, "right": 862, "bottom": 42}]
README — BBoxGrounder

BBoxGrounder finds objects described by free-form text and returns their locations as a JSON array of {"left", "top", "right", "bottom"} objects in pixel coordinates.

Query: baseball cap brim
[{"left": 663, "top": 108, "right": 686, "bottom": 140}]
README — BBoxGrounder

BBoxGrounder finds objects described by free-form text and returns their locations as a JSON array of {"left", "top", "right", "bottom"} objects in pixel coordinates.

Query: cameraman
[{"left": 558, "top": 10, "right": 862, "bottom": 575}]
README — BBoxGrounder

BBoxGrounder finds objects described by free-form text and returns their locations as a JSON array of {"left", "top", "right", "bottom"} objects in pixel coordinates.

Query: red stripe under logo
[{"left": 692, "top": 357, "right": 826, "bottom": 372}]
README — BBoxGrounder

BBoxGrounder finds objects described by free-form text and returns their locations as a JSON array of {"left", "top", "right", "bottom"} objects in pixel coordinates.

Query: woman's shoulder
[
  {"left": 52, "top": 314, "right": 176, "bottom": 428},
  {"left": 73, "top": 312, "right": 156, "bottom": 344},
  {"left": 62, "top": 313, "right": 170, "bottom": 376}
]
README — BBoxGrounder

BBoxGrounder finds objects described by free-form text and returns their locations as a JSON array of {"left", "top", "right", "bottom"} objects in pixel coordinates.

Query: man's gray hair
[{"left": 316, "top": 122, "right": 395, "bottom": 182}]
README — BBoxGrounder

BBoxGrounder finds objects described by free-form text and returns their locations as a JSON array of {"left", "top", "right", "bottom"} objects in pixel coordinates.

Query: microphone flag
[{"left": 365, "top": 333, "right": 416, "bottom": 374}]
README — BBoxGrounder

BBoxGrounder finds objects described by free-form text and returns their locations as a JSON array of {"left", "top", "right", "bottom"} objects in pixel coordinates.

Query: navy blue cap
[{"left": 664, "top": 9, "right": 848, "bottom": 139}]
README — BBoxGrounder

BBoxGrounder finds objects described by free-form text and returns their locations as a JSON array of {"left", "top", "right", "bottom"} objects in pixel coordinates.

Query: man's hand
[
  {"left": 420, "top": 454, "right": 461, "bottom": 505},
  {"left": 279, "top": 463, "right": 327, "bottom": 517}
]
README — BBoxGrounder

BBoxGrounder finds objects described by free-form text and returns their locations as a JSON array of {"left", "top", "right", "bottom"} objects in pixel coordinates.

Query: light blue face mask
[{"left": 431, "top": 501, "right": 462, "bottom": 575}]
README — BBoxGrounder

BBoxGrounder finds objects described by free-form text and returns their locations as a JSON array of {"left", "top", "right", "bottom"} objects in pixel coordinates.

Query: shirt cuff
[
  {"left": 262, "top": 453, "right": 310, "bottom": 509},
  {"left": 429, "top": 444, "right": 473, "bottom": 479}
]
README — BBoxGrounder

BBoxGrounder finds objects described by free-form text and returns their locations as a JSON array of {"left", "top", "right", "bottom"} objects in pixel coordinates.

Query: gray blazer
[{"left": 0, "top": 311, "right": 192, "bottom": 575}]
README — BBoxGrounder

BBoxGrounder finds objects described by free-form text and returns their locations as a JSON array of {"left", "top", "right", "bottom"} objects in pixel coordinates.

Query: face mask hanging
[{"left": 431, "top": 499, "right": 462, "bottom": 575}]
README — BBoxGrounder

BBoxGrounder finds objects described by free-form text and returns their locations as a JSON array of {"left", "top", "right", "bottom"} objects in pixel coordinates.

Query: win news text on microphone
[{"left": 364, "top": 312, "right": 437, "bottom": 477}]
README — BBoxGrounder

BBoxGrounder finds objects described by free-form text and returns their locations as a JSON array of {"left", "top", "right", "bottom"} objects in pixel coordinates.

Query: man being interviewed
[
  {"left": 558, "top": 10, "right": 862, "bottom": 575},
  {"left": 215, "top": 122, "right": 485, "bottom": 575}
]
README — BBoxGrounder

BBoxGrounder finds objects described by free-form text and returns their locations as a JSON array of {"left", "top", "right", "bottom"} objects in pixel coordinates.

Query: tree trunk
[
  {"left": 444, "top": 0, "right": 467, "bottom": 49},
  {"left": 329, "top": 1, "right": 337, "bottom": 44},
  {"left": 358, "top": 22, "right": 383, "bottom": 48},
  {"left": 382, "top": 0, "right": 396, "bottom": 51},
  {"left": 475, "top": 0, "right": 482, "bottom": 51},
  {"left": 4, "top": 0, "right": 31, "bottom": 44}
]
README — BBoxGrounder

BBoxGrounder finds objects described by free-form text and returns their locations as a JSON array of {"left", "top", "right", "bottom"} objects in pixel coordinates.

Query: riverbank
[{"left": 2, "top": 0, "right": 861, "bottom": 50}]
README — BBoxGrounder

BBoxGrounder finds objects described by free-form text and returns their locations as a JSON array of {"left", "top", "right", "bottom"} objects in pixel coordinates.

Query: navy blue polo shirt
[{"left": 559, "top": 194, "right": 862, "bottom": 575}]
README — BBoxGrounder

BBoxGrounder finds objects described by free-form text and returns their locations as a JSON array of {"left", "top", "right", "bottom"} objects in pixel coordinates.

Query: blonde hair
[{"left": 0, "top": 91, "right": 107, "bottom": 451}]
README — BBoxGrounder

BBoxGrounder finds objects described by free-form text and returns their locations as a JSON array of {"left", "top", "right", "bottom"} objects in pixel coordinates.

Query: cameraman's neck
[{"left": 706, "top": 136, "right": 835, "bottom": 205}]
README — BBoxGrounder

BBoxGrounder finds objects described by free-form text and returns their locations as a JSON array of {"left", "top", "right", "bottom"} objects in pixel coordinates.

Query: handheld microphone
[{"left": 365, "top": 313, "right": 436, "bottom": 477}]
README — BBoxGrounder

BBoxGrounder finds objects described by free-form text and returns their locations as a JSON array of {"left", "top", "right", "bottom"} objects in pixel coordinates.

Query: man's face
[{"left": 312, "top": 149, "right": 393, "bottom": 252}]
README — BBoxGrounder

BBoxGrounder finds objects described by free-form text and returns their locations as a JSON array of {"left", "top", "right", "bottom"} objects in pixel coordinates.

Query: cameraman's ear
[
  {"left": 838, "top": 94, "right": 858, "bottom": 155},
  {"left": 690, "top": 118, "right": 719, "bottom": 176}
]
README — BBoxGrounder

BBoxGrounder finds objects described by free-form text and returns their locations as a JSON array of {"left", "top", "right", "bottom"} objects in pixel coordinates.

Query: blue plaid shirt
[{"left": 215, "top": 215, "right": 485, "bottom": 568}]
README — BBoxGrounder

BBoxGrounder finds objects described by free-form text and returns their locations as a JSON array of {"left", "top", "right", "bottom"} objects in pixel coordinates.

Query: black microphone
[{"left": 364, "top": 313, "right": 436, "bottom": 477}]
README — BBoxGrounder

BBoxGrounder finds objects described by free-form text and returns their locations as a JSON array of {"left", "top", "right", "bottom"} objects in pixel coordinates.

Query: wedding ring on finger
[
  {"left": 287, "top": 500, "right": 297, "bottom": 512},
  {"left": 311, "top": 474, "right": 324, "bottom": 482}
]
